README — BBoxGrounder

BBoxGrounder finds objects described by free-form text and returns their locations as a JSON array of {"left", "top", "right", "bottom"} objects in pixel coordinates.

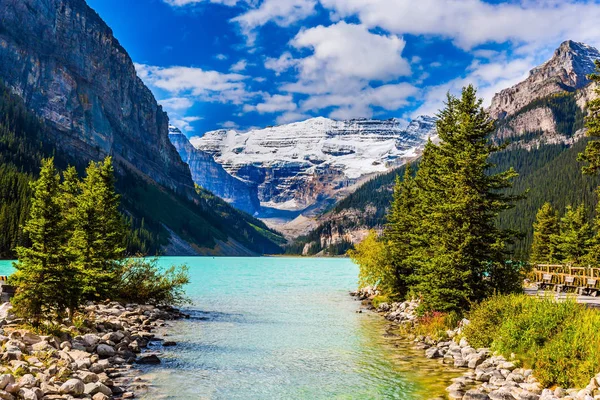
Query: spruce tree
[
  {"left": 70, "top": 157, "right": 126, "bottom": 301},
  {"left": 531, "top": 202, "right": 560, "bottom": 264},
  {"left": 12, "top": 158, "right": 80, "bottom": 324},
  {"left": 555, "top": 205, "right": 593, "bottom": 266},
  {"left": 411, "top": 86, "right": 522, "bottom": 312},
  {"left": 385, "top": 165, "right": 418, "bottom": 298},
  {"left": 578, "top": 60, "right": 600, "bottom": 175}
]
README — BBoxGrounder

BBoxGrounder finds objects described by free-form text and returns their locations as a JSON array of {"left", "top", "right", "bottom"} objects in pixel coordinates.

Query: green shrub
[
  {"left": 348, "top": 230, "right": 398, "bottom": 298},
  {"left": 535, "top": 309, "right": 600, "bottom": 387},
  {"left": 463, "top": 294, "right": 600, "bottom": 388},
  {"left": 412, "top": 311, "right": 461, "bottom": 341},
  {"left": 115, "top": 258, "right": 191, "bottom": 306}
]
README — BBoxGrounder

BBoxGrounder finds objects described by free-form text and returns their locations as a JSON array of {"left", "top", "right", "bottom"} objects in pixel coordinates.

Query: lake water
[{"left": 0, "top": 257, "right": 460, "bottom": 399}]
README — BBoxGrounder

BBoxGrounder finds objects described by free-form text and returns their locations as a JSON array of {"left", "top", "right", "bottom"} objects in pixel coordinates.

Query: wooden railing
[{"left": 534, "top": 264, "right": 600, "bottom": 296}]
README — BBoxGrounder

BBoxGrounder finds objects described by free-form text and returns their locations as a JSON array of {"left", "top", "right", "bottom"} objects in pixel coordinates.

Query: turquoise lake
[{"left": 0, "top": 257, "right": 460, "bottom": 399}]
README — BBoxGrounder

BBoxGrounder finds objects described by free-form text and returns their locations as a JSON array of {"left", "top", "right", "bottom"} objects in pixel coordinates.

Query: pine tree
[
  {"left": 555, "top": 205, "right": 593, "bottom": 266},
  {"left": 11, "top": 158, "right": 80, "bottom": 324},
  {"left": 579, "top": 60, "right": 600, "bottom": 175},
  {"left": 70, "top": 157, "right": 126, "bottom": 301},
  {"left": 410, "top": 86, "right": 522, "bottom": 313},
  {"left": 530, "top": 202, "right": 560, "bottom": 264},
  {"left": 384, "top": 165, "right": 418, "bottom": 298},
  {"left": 60, "top": 166, "right": 81, "bottom": 232}
]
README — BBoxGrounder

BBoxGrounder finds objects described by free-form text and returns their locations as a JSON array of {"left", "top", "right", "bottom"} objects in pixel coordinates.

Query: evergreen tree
[
  {"left": 60, "top": 166, "right": 81, "bottom": 232},
  {"left": 11, "top": 158, "right": 80, "bottom": 324},
  {"left": 579, "top": 60, "right": 600, "bottom": 175},
  {"left": 70, "top": 157, "right": 126, "bottom": 301},
  {"left": 384, "top": 165, "right": 418, "bottom": 298},
  {"left": 530, "top": 202, "right": 560, "bottom": 264},
  {"left": 555, "top": 205, "right": 593, "bottom": 266},
  {"left": 410, "top": 86, "right": 522, "bottom": 312}
]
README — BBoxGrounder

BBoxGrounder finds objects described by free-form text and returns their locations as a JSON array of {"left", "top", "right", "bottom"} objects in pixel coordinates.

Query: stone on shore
[
  {"left": 136, "top": 354, "right": 161, "bottom": 365},
  {"left": 59, "top": 378, "right": 85, "bottom": 395},
  {"left": 96, "top": 344, "right": 116, "bottom": 358}
]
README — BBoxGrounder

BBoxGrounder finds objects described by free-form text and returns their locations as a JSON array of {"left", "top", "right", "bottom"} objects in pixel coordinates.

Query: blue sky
[{"left": 87, "top": 0, "right": 600, "bottom": 136}]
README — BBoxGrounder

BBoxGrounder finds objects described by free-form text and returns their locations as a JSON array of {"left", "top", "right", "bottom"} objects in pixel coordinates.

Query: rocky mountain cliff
[
  {"left": 0, "top": 0, "right": 285, "bottom": 255},
  {"left": 0, "top": 0, "right": 194, "bottom": 195},
  {"left": 289, "top": 40, "right": 600, "bottom": 255},
  {"left": 189, "top": 115, "right": 436, "bottom": 220},
  {"left": 168, "top": 126, "right": 260, "bottom": 214},
  {"left": 491, "top": 40, "right": 599, "bottom": 149},
  {"left": 491, "top": 41, "right": 599, "bottom": 119}
]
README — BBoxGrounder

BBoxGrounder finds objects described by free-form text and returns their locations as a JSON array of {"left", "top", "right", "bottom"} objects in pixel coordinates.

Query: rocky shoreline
[
  {"left": 0, "top": 301, "right": 187, "bottom": 400},
  {"left": 352, "top": 287, "right": 600, "bottom": 400}
]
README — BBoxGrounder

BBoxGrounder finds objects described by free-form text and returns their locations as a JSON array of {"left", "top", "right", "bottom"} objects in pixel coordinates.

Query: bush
[
  {"left": 348, "top": 230, "right": 397, "bottom": 298},
  {"left": 115, "top": 258, "right": 191, "bottom": 306},
  {"left": 412, "top": 311, "right": 460, "bottom": 341},
  {"left": 463, "top": 294, "right": 600, "bottom": 388}
]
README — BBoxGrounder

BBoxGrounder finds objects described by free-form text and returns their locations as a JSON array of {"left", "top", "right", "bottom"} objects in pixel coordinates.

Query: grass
[{"left": 462, "top": 294, "right": 600, "bottom": 388}]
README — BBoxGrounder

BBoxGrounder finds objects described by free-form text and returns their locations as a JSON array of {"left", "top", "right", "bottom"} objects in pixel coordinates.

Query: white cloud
[
  {"left": 215, "top": 54, "right": 229, "bottom": 61},
  {"left": 301, "top": 82, "right": 417, "bottom": 119},
  {"left": 221, "top": 121, "right": 240, "bottom": 129},
  {"left": 232, "top": 0, "right": 317, "bottom": 45},
  {"left": 266, "top": 21, "right": 414, "bottom": 119},
  {"left": 135, "top": 63, "right": 253, "bottom": 104},
  {"left": 318, "top": 0, "right": 600, "bottom": 50},
  {"left": 230, "top": 60, "right": 248, "bottom": 72},
  {"left": 170, "top": 116, "right": 203, "bottom": 133},
  {"left": 276, "top": 111, "right": 312, "bottom": 125},
  {"left": 244, "top": 94, "right": 298, "bottom": 114},
  {"left": 159, "top": 97, "right": 195, "bottom": 112},
  {"left": 264, "top": 52, "right": 297, "bottom": 75},
  {"left": 291, "top": 21, "right": 411, "bottom": 83},
  {"left": 412, "top": 54, "right": 535, "bottom": 117}
]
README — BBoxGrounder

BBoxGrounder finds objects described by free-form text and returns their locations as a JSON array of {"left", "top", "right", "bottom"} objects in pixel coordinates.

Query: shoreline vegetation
[
  {"left": 349, "top": 67, "right": 600, "bottom": 400},
  {"left": 353, "top": 288, "right": 600, "bottom": 400},
  {"left": 0, "top": 154, "right": 192, "bottom": 399}
]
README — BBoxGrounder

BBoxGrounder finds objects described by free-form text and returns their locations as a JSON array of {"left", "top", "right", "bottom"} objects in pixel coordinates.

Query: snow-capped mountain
[
  {"left": 168, "top": 126, "right": 260, "bottom": 214},
  {"left": 188, "top": 116, "right": 436, "bottom": 216}
]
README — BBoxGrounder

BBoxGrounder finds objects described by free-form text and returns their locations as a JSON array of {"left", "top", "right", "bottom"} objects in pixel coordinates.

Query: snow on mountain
[
  {"left": 189, "top": 116, "right": 436, "bottom": 215},
  {"left": 168, "top": 126, "right": 260, "bottom": 214}
]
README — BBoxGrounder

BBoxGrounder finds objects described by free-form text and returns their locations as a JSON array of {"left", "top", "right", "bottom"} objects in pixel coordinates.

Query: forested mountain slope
[
  {"left": 0, "top": 0, "right": 285, "bottom": 257},
  {"left": 289, "top": 41, "right": 600, "bottom": 257}
]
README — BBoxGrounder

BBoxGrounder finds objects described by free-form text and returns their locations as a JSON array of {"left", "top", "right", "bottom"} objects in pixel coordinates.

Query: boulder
[
  {"left": 59, "top": 379, "right": 84, "bottom": 396},
  {"left": 84, "top": 382, "right": 112, "bottom": 396},
  {"left": 136, "top": 354, "right": 161, "bottom": 365},
  {"left": 18, "top": 374, "right": 37, "bottom": 388},
  {"left": 96, "top": 344, "right": 115, "bottom": 358},
  {"left": 0, "top": 375, "right": 13, "bottom": 391},
  {"left": 464, "top": 389, "right": 491, "bottom": 400},
  {"left": 17, "top": 388, "right": 36, "bottom": 400}
]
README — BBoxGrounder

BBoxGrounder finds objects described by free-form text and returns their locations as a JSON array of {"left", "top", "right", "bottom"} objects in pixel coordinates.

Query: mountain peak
[
  {"left": 490, "top": 40, "right": 600, "bottom": 119},
  {"left": 532, "top": 40, "right": 600, "bottom": 80},
  {"left": 168, "top": 125, "right": 184, "bottom": 135}
]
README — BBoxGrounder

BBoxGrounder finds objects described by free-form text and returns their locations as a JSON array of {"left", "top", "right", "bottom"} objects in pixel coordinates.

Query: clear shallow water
[
  {"left": 138, "top": 257, "right": 460, "bottom": 400},
  {"left": 0, "top": 257, "right": 460, "bottom": 399}
]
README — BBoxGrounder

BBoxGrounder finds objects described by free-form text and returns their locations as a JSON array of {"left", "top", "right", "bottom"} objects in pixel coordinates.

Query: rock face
[
  {"left": 489, "top": 41, "right": 600, "bottom": 150},
  {"left": 490, "top": 40, "right": 600, "bottom": 120},
  {"left": 0, "top": 0, "right": 195, "bottom": 195},
  {"left": 191, "top": 116, "right": 436, "bottom": 215},
  {"left": 168, "top": 126, "right": 260, "bottom": 214}
]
